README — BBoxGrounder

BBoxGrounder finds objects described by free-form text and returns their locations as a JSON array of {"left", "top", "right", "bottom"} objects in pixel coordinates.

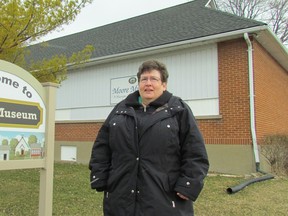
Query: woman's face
[{"left": 138, "top": 69, "right": 167, "bottom": 105}]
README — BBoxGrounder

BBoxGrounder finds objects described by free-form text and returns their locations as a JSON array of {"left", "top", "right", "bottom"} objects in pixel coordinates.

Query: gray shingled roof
[{"left": 28, "top": 0, "right": 265, "bottom": 62}]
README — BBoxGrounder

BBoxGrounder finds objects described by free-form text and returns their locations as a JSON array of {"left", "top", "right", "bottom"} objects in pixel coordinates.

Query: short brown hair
[{"left": 137, "top": 60, "right": 169, "bottom": 83}]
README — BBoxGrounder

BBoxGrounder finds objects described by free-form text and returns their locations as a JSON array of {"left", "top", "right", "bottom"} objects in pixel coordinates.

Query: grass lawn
[{"left": 0, "top": 163, "right": 287, "bottom": 215}]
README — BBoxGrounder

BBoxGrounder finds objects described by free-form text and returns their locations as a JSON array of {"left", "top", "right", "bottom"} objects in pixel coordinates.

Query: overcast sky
[{"left": 40, "top": 0, "right": 189, "bottom": 41}]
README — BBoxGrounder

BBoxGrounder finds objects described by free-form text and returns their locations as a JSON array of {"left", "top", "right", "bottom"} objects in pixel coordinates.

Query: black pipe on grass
[{"left": 226, "top": 174, "right": 274, "bottom": 194}]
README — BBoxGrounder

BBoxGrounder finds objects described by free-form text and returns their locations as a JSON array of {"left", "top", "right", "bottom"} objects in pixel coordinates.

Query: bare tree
[
  {"left": 267, "top": 0, "right": 288, "bottom": 43},
  {"left": 216, "top": 0, "right": 267, "bottom": 19},
  {"left": 261, "top": 135, "right": 288, "bottom": 176},
  {"left": 216, "top": 0, "right": 288, "bottom": 45}
]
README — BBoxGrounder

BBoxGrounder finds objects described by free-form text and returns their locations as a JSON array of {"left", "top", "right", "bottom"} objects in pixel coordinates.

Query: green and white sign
[
  {"left": 0, "top": 60, "right": 58, "bottom": 216},
  {"left": 0, "top": 69, "right": 46, "bottom": 160}
]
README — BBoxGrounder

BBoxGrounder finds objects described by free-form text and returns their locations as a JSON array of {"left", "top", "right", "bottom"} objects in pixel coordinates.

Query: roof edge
[
  {"left": 78, "top": 26, "right": 267, "bottom": 67},
  {"left": 254, "top": 27, "right": 288, "bottom": 71},
  {"left": 205, "top": 0, "right": 217, "bottom": 9},
  {"left": 72, "top": 25, "right": 288, "bottom": 72}
]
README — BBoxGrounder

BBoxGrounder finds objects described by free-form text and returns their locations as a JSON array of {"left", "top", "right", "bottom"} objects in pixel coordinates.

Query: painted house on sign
[
  {"left": 15, "top": 136, "right": 30, "bottom": 157},
  {"left": 27, "top": 0, "right": 288, "bottom": 174},
  {"left": 30, "top": 143, "right": 44, "bottom": 158},
  {"left": 14, "top": 137, "right": 44, "bottom": 158},
  {"left": 0, "top": 145, "right": 10, "bottom": 161}
]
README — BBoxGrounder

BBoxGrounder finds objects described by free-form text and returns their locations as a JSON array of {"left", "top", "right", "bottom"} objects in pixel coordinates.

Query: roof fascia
[
  {"left": 205, "top": 0, "right": 217, "bottom": 9},
  {"left": 254, "top": 27, "right": 288, "bottom": 71},
  {"left": 82, "top": 26, "right": 265, "bottom": 65},
  {"left": 77, "top": 25, "right": 288, "bottom": 72}
]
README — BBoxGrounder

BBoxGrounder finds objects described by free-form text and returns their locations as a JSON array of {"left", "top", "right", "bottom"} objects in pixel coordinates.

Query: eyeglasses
[{"left": 139, "top": 76, "right": 161, "bottom": 84}]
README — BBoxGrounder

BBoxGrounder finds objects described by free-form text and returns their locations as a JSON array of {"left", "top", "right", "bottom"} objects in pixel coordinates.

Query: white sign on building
[{"left": 110, "top": 75, "right": 138, "bottom": 104}]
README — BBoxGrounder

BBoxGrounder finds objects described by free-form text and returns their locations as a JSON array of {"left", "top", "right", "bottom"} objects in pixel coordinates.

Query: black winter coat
[{"left": 89, "top": 91, "right": 209, "bottom": 216}]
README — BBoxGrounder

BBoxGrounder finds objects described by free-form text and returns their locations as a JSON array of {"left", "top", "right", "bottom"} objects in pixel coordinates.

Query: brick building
[{"left": 29, "top": 0, "right": 288, "bottom": 174}]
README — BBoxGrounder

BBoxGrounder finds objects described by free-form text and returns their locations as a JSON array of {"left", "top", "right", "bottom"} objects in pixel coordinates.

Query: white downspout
[{"left": 244, "top": 33, "right": 260, "bottom": 171}]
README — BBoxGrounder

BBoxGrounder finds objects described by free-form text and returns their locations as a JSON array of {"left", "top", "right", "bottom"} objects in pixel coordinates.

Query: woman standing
[{"left": 89, "top": 60, "right": 209, "bottom": 216}]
